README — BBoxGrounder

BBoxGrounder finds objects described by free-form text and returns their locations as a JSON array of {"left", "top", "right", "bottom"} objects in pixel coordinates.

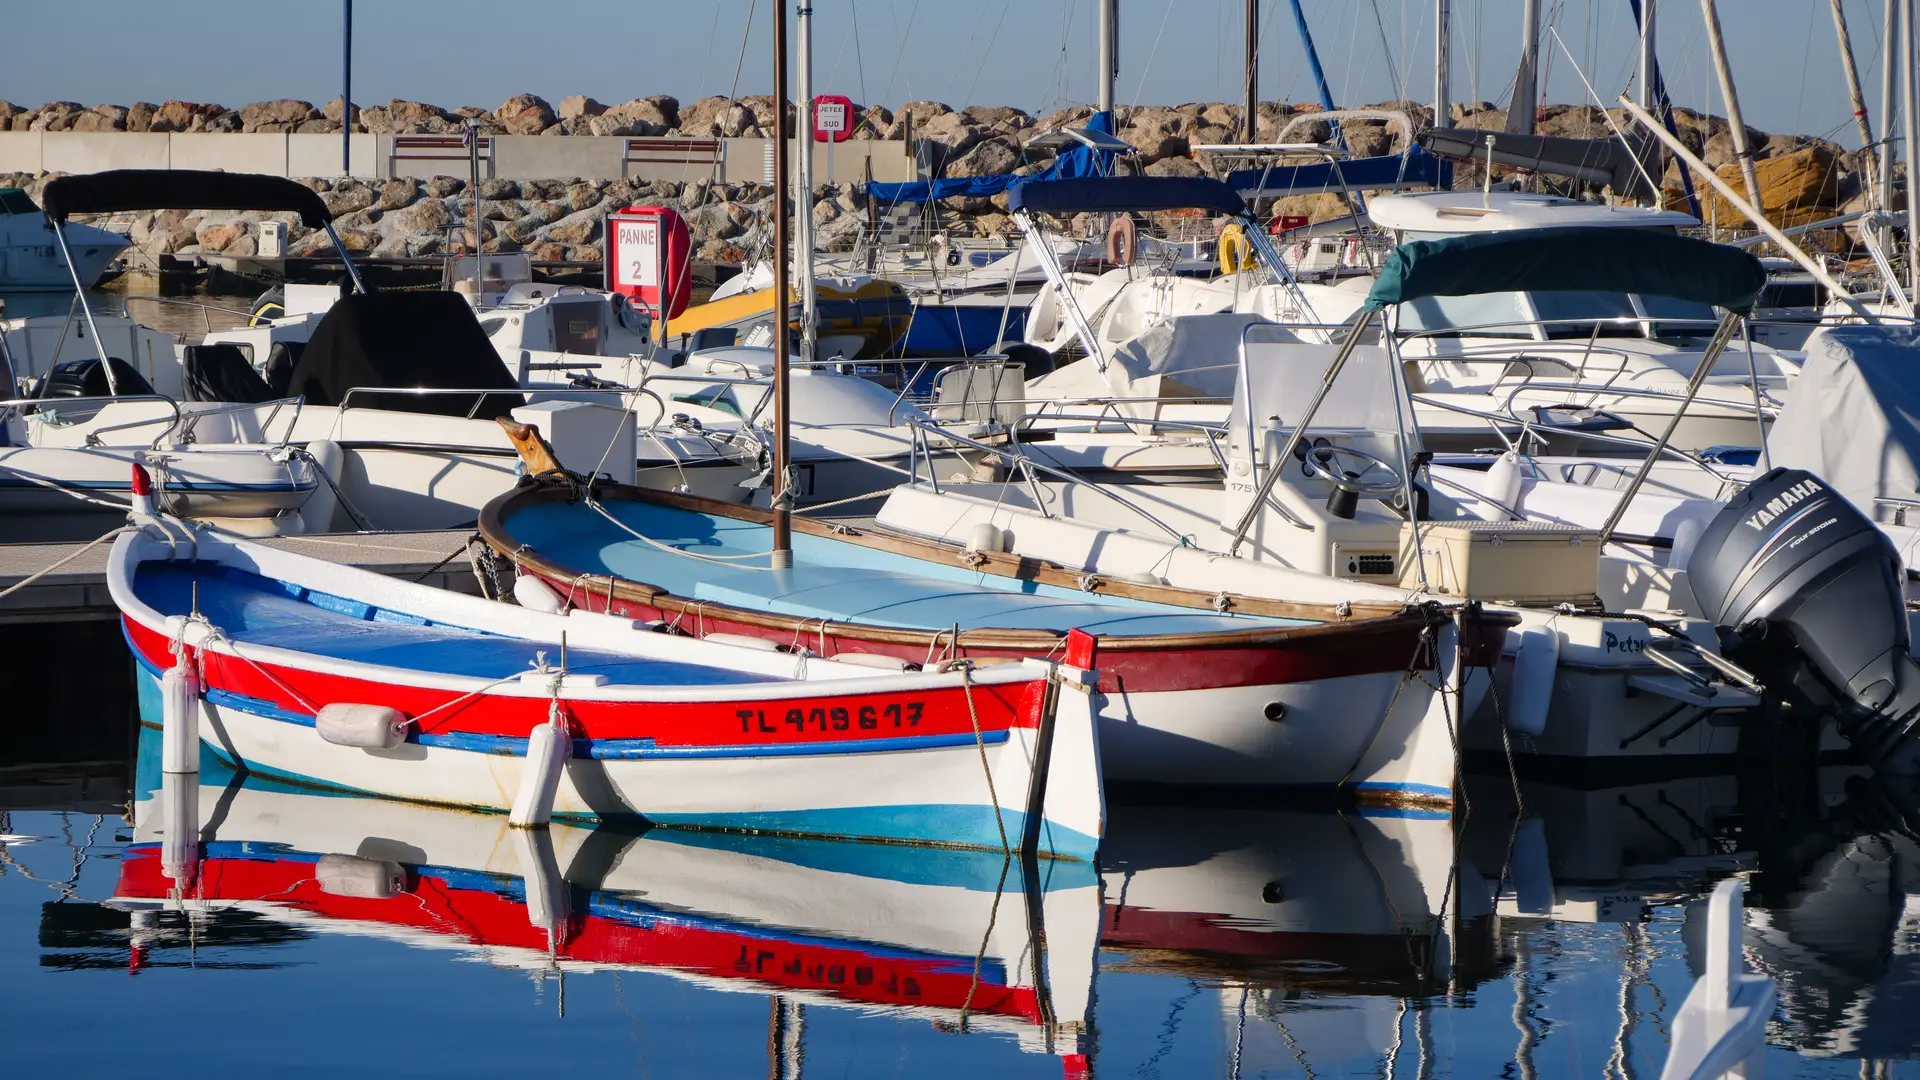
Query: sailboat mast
[
  {"left": 796, "top": 1, "right": 819, "bottom": 369},
  {"left": 1830, "top": 0, "right": 1879, "bottom": 183},
  {"left": 1880, "top": 0, "right": 1900, "bottom": 213},
  {"left": 1286, "top": 0, "right": 1338, "bottom": 113},
  {"left": 1434, "top": 0, "right": 1452, "bottom": 129},
  {"left": 1506, "top": 0, "right": 1540, "bottom": 134},
  {"left": 1700, "top": 0, "right": 1763, "bottom": 215},
  {"left": 771, "top": 0, "right": 793, "bottom": 565},
  {"left": 1639, "top": 0, "right": 1658, "bottom": 111},
  {"left": 1904, "top": 0, "right": 1918, "bottom": 298},
  {"left": 1243, "top": 0, "right": 1259, "bottom": 142},
  {"left": 1097, "top": 0, "right": 1117, "bottom": 117}
]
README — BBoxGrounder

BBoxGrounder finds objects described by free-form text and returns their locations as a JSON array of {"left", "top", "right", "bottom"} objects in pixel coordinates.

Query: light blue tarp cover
[{"left": 868, "top": 112, "right": 1120, "bottom": 204}]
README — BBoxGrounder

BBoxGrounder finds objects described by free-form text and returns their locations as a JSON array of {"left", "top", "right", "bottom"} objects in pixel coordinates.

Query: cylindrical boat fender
[
  {"left": 315, "top": 703, "right": 409, "bottom": 750},
  {"left": 1104, "top": 216, "right": 1138, "bottom": 267},
  {"left": 1504, "top": 625, "right": 1559, "bottom": 737},
  {"left": 159, "top": 770, "right": 199, "bottom": 887},
  {"left": 160, "top": 655, "right": 200, "bottom": 775},
  {"left": 1670, "top": 515, "right": 1706, "bottom": 570},
  {"left": 1509, "top": 816, "right": 1554, "bottom": 914},
  {"left": 966, "top": 522, "right": 1008, "bottom": 554},
  {"left": 315, "top": 853, "right": 409, "bottom": 899},
  {"left": 512, "top": 825, "right": 571, "bottom": 946},
  {"left": 509, "top": 718, "right": 573, "bottom": 828},
  {"left": 832, "top": 652, "right": 914, "bottom": 672},
  {"left": 1483, "top": 451, "right": 1524, "bottom": 517},
  {"left": 513, "top": 573, "right": 566, "bottom": 614},
  {"left": 1218, "top": 223, "right": 1254, "bottom": 275},
  {"left": 295, "top": 440, "right": 345, "bottom": 534}
]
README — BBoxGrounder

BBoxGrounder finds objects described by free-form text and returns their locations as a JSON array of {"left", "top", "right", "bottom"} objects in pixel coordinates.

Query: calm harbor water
[{"left": 2, "top": 625, "right": 1916, "bottom": 1078}]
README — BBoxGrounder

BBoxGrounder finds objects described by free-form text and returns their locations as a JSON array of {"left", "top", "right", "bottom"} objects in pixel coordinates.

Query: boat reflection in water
[
  {"left": 1096, "top": 802, "right": 1503, "bottom": 1075},
  {"left": 1745, "top": 772, "right": 1920, "bottom": 1063},
  {"left": 112, "top": 735, "right": 1098, "bottom": 1067}
]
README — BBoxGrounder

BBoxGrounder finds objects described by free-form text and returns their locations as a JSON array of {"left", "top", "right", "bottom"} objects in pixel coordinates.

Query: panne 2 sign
[{"left": 613, "top": 220, "right": 659, "bottom": 290}]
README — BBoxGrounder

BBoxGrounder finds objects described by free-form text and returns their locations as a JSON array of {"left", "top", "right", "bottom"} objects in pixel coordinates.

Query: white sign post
[{"left": 816, "top": 100, "right": 847, "bottom": 183}]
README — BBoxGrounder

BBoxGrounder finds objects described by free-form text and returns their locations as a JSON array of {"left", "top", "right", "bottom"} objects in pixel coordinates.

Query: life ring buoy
[
  {"left": 1218, "top": 223, "right": 1254, "bottom": 275},
  {"left": 1105, "top": 216, "right": 1138, "bottom": 266}
]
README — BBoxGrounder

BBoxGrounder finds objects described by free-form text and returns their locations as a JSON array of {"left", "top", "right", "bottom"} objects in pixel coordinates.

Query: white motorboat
[{"left": 0, "top": 185, "right": 127, "bottom": 291}]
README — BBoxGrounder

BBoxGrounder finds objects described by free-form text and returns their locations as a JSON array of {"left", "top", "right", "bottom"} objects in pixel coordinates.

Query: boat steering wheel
[{"left": 1297, "top": 438, "right": 1404, "bottom": 497}]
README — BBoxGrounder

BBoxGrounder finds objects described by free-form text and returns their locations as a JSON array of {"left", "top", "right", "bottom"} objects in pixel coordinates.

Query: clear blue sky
[{"left": 0, "top": 1, "right": 1883, "bottom": 143}]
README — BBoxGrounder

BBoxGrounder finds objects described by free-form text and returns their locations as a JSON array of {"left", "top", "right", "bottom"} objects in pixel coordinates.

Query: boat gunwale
[{"left": 480, "top": 480, "right": 1451, "bottom": 654}]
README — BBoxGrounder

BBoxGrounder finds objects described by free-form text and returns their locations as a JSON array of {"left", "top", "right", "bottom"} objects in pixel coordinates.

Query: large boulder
[
  {"left": 853, "top": 104, "right": 893, "bottom": 139},
  {"left": 595, "top": 95, "right": 677, "bottom": 136},
  {"left": 148, "top": 100, "right": 222, "bottom": 132},
  {"left": 71, "top": 105, "right": 128, "bottom": 133},
  {"left": 361, "top": 99, "right": 457, "bottom": 134},
  {"left": 28, "top": 102, "right": 85, "bottom": 132},
  {"left": 961, "top": 105, "right": 1031, "bottom": 133},
  {"left": 543, "top": 208, "right": 603, "bottom": 246},
  {"left": 1664, "top": 143, "right": 1843, "bottom": 228},
  {"left": 123, "top": 102, "right": 157, "bottom": 132},
  {"left": 675, "top": 96, "right": 737, "bottom": 137},
  {"left": 387, "top": 197, "right": 453, "bottom": 234},
  {"left": 320, "top": 97, "right": 361, "bottom": 131},
  {"left": 917, "top": 111, "right": 986, "bottom": 164},
  {"left": 1145, "top": 155, "right": 1204, "bottom": 178},
  {"left": 495, "top": 94, "right": 557, "bottom": 134},
  {"left": 320, "top": 184, "right": 376, "bottom": 217},
  {"left": 945, "top": 138, "right": 1021, "bottom": 178},
  {"left": 197, "top": 220, "right": 250, "bottom": 253},
  {"left": 374, "top": 178, "right": 420, "bottom": 211},
  {"left": 0, "top": 102, "right": 19, "bottom": 129},
  {"left": 240, "top": 99, "right": 320, "bottom": 132},
  {"left": 557, "top": 95, "right": 607, "bottom": 121}
]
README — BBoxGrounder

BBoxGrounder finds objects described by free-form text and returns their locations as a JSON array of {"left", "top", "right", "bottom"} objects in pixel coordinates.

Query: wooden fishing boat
[
  {"left": 113, "top": 769, "right": 1095, "bottom": 1061},
  {"left": 480, "top": 475, "right": 1484, "bottom": 805},
  {"left": 108, "top": 515, "right": 1102, "bottom": 860}
]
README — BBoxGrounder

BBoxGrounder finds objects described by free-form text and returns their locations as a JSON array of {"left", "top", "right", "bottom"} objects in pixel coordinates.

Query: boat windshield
[
  {"left": 0, "top": 189, "right": 39, "bottom": 216},
  {"left": 1399, "top": 289, "right": 1718, "bottom": 340}
]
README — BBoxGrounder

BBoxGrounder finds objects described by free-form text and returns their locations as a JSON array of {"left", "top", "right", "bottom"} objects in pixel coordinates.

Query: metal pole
[
  {"left": 1597, "top": 312, "right": 1742, "bottom": 545},
  {"left": 772, "top": 1, "right": 793, "bottom": 567},
  {"left": 1639, "top": 0, "right": 1658, "bottom": 111},
  {"left": 1286, "top": 0, "right": 1339, "bottom": 113},
  {"left": 1700, "top": 0, "right": 1763, "bottom": 215},
  {"left": 1097, "top": 0, "right": 1116, "bottom": 117},
  {"left": 341, "top": 0, "right": 352, "bottom": 177},
  {"left": 1906, "top": 0, "right": 1919, "bottom": 299},
  {"left": 52, "top": 224, "right": 118, "bottom": 394},
  {"left": 1506, "top": 0, "right": 1540, "bottom": 135},
  {"left": 1881, "top": 0, "right": 1900, "bottom": 214},
  {"left": 468, "top": 122, "right": 483, "bottom": 299},
  {"left": 1619, "top": 95, "right": 1871, "bottom": 314},
  {"left": 796, "top": 2, "right": 818, "bottom": 369},
  {"left": 1243, "top": 0, "right": 1259, "bottom": 143},
  {"left": 1831, "top": 0, "right": 1879, "bottom": 183},
  {"left": 1434, "top": 0, "right": 1452, "bottom": 129}
]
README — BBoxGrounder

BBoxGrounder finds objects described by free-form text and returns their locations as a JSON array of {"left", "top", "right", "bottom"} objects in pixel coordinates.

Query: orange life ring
[{"left": 1105, "top": 216, "right": 1138, "bottom": 266}]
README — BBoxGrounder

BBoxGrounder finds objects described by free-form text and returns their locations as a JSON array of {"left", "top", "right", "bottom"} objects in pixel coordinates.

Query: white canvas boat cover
[
  {"left": 1104, "top": 313, "right": 1294, "bottom": 400},
  {"left": 1767, "top": 324, "right": 1920, "bottom": 520}
]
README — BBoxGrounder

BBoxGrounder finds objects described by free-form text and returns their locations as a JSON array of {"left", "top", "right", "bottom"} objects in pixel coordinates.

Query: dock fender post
[
  {"left": 510, "top": 704, "right": 573, "bottom": 828},
  {"left": 512, "top": 824, "right": 572, "bottom": 951},
  {"left": 1505, "top": 625, "right": 1560, "bottom": 737}
]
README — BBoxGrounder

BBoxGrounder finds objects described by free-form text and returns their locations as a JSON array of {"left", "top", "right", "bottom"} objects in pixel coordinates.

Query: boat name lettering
[
  {"left": 733, "top": 945, "right": 923, "bottom": 997},
  {"left": 736, "top": 701, "right": 924, "bottom": 734},
  {"left": 1744, "top": 479, "right": 1824, "bottom": 531},
  {"left": 1603, "top": 631, "right": 1647, "bottom": 654}
]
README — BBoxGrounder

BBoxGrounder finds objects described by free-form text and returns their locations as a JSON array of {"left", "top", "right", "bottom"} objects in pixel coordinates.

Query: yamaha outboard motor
[{"left": 1687, "top": 468, "right": 1920, "bottom": 773}]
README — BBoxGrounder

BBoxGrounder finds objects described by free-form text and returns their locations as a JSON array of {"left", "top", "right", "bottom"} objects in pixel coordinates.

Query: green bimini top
[{"left": 1365, "top": 225, "right": 1767, "bottom": 314}]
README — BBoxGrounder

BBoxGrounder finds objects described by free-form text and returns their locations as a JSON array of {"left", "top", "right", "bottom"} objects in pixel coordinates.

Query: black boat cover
[
  {"left": 281, "top": 292, "right": 525, "bottom": 419},
  {"left": 40, "top": 170, "right": 332, "bottom": 228},
  {"left": 182, "top": 344, "right": 275, "bottom": 404}
]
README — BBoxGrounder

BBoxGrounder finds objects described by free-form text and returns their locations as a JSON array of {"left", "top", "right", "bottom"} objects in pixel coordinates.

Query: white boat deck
[{"left": 0, "top": 529, "right": 482, "bottom": 624}]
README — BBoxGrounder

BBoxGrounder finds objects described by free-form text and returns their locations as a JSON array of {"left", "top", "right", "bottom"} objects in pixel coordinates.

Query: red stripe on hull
[
  {"left": 125, "top": 618, "right": 1041, "bottom": 745},
  {"left": 117, "top": 850, "right": 1040, "bottom": 1018},
  {"left": 545, "top": 575, "right": 1436, "bottom": 694}
]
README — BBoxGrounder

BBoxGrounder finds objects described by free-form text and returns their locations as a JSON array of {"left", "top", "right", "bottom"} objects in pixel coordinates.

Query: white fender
[
  {"left": 159, "top": 770, "right": 199, "bottom": 888},
  {"left": 160, "top": 657, "right": 200, "bottom": 774},
  {"left": 1510, "top": 816, "right": 1554, "bottom": 915},
  {"left": 512, "top": 825, "right": 571, "bottom": 947},
  {"left": 513, "top": 573, "right": 566, "bottom": 613},
  {"left": 966, "top": 522, "right": 1008, "bottom": 554},
  {"left": 296, "top": 440, "right": 345, "bottom": 534},
  {"left": 315, "top": 853, "right": 408, "bottom": 899},
  {"left": 509, "top": 719, "right": 573, "bottom": 828},
  {"left": 1505, "top": 625, "right": 1559, "bottom": 737},
  {"left": 315, "top": 703, "right": 409, "bottom": 750},
  {"left": 704, "top": 632, "right": 781, "bottom": 651},
  {"left": 1483, "top": 451, "right": 1524, "bottom": 516}
]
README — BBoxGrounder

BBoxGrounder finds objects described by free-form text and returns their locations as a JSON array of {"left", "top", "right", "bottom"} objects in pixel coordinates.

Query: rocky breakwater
[{"left": 0, "top": 92, "right": 1880, "bottom": 256}]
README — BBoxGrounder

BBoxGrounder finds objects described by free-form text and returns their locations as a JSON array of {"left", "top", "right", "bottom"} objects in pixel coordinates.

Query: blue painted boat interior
[
  {"left": 132, "top": 561, "right": 781, "bottom": 686},
  {"left": 502, "top": 498, "right": 1313, "bottom": 635}
]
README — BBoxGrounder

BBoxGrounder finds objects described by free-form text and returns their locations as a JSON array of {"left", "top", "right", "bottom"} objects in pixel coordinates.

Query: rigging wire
[
  {"left": 727, "top": 0, "right": 758, "bottom": 101},
  {"left": 851, "top": 0, "right": 868, "bottom": 106},
  {"left": 1128, "top": 0, "right": 1182, "bottom": 107},
  {"left": 693, "top": 2, "right": 724, "bottom": 105},
  {"left": 1367, "top": 0, "right": 1406, "bottom": 101},
  {"left": 878, "top": 0, "right": 925, "bottom": 109},
  {"left": 960, "top": 0, "right": 1017, "bottom": 111}
]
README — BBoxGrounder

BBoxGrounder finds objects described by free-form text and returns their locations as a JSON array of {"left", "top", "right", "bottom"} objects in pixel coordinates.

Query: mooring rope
[
  {"left": 0, "top": 524, "right": 131, "bottom": 602},
  {"left": 947, "top": 661, "right": 1011, "bottom": 856}
]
